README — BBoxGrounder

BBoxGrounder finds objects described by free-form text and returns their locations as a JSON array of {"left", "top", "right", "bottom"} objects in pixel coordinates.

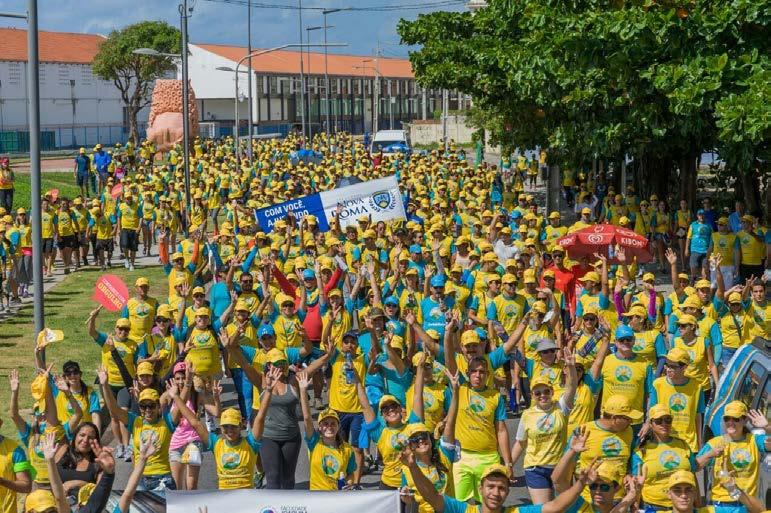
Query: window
[
  {"left": 81, "top": 66, "right": 94, "bottom": 86},
  {"left": 58, "top": 64, "right": 71, "bottom": 86},
  {"left": 736, "top": 362, "right": 766, "bottom": 410},
  {"left": 269, "top": 76, "right": 278, "bottom": 95},
  {"left": 8, "top": 62, "right": 22, "bottom": 86}
]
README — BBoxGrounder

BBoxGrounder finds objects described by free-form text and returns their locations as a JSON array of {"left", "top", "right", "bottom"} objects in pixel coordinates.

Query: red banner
[
  {"left": 92, "top": 274, "right": 129, "bottom": 312},
  {"left": 110, "top": 183, "right": 124, "bottom": 200}
]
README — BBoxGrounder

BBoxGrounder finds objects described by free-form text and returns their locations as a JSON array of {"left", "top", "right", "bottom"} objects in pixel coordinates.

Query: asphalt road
[{"left": 110, "top": 376, "right": 532, "bottom": 507}]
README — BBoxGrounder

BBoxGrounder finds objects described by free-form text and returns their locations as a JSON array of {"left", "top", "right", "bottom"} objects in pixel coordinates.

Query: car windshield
[{"left": 372, "top": 140, "right": 406, "bottom": 152}]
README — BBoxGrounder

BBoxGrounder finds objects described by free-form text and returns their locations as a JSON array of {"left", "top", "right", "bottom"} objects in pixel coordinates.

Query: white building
[{"left": 0, "top": 28, "right": 149, "bottom": 153}]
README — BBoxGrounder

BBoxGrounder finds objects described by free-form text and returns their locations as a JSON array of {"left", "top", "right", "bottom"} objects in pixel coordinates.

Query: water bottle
[
  {"left": 337, "top": 471, "right": 346, "bottom": 490},
  {"left": 344, "top": 353, "right": 354, "bottom": 385}
]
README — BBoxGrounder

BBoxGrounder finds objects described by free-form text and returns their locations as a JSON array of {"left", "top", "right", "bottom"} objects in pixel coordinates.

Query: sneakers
[
  {"left": 115, "top": 444, "right": 125, "bottom": 459},
  {"left": 254, "top": 471, "right": 265, "bottom": 489},
  {"left": 129, "top": 264, "right": 135, "bottom": 271},
  {"left": 124, "top": 260, "right": 130, "bottom": 269},
  {"left": 124, "top": 449, "right": 132, "bottom": 462}
]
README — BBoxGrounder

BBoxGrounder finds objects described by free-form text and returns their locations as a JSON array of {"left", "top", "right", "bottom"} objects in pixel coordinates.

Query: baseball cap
[
  {"left": 622, "top": 305, "right": 647, "bottom": 318},
  {"left": 642, "top": 272, "right": 655, "bottom": 282},
  {"left": 384, "top": 296, "right": 400, "bottom": 306},
  {"left": 717, "top": 217, "right": 728, "bottom": 225},
  {"left": 667, "top": 470, "right": 696, "bottom": 489},
  {"left": 682, "top": 295, "right": 702, "bottom": 309},
  {"left": 723, "top": 400, "right": 747, "bottom": 418},
  {"left": 666, "top": 347, "right": 691, "bottom": 365},
  {"left": 531, "top": 301, "right": 547, "bottom": 314},
  {"left": 602, "top": 394, "right": 643, "bottom": 422},
  {"left": 480, "top": 464, "right": 510, "bottom": 481},
  {"left": 460, "top": 330, "right": 480, "bottom": 346},
  {"left": 727, "top": 292, "right": 742, "bottom": 304},
  {"left": 694, "top": 279, "right": 711, "bottom": 289},
  {"left": 136, "top": 361, "right": 155, "bottom": 376},
  {"left": 369, "top": 307, "right": 385, "bottom": 319},
  {"left": 614, "top": 324, "right": 635, "bottom": 339},
  {"left": 523, "top": 269, "right": 536, "bottom": 284},
  {"left": 530, "top": 375, "right": 554, "bottom": 390},
  {"left": 581, "top": 207, "right": 592, "bottom": 215},
  {"left": 258, "top": 324, "right": 275, "bottom": 337},
  {"left": 173, "top": 361, "right": 187, "bottom": 375},
  {"left": 403, "top": 422, "right": 430, "bottom": 439},
  {"left": 411, "top": 351, "right": 434, "bottom": 367},
  {"left": 194, "top": 307, "right": 211, "bottom": 317},
  {"left": 676, "top": 314, "right": 697, "bottom": 326},
  {"left": 379, "top": 395, "right": 401, "bottom": 410},
  {"left": 24, "top": 489, "right": 57, "bottom": 512},
  {"left": 580, "top": 271, "right": 600, "bottom": 283},
  {"left": 429, "top": 275, "right": 446, "bottom": 288},
  {"left": 596, "top": 462, "right": 623, "bottom": 485},
  {"left": 138, "top": 389, "right": 159, "bottom": 403},
  {"left": 220, "top": 408, "right": 242, "bottom": 427},
  {"left": 536, "top": 338, "right": 558, "bottom": 352},
  {"left": 649, "top": 403, "right": 671, "bottom": 420},
  {"left": 265, "top": 348, "right": 287, "bottom": 364},
  {"left": 318, "top": 408, "right": 340, "bottom": 423},
  {"left": 135, "top": 277, "right": 149, "bottom": 287},
  {"left": 115, "top": 318, "right": 131, "bottom": 329},
  {"left": 234, "top": 299, "right": 251, "bottom": 312}
]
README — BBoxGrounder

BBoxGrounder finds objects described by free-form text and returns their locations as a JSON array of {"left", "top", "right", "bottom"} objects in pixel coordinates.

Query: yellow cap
[
  {"left": 156, "top": 304, "right": 172, "bottom": 318},
  {"left": 727, "top": 291, "right": 742, "bottom": 304},
  {"left": 717, "top": 217, "right": 729, "bottom": 225},
  {"left": 460, "top": 330, "right": 480, "bottom": 346},
  {"left": 723, "top": 400, "right": 748, "bottom": 418},
  {"left": 138, "top": 389, "right": 159, "bottom": 403},
  {"left": 482, "top": 252, "right": 498, "bottom": 263},
  {"left": 194, "top": 307, "right": 211, "bottom": 317},
  {"left": 411, "top": 351, "right": 434, "bottom": 367},
  {"left": 318, "top": 408, "right": 340, "bottom": 423},
  {"left": 548, "top": 211, "right": 560, "bottom": 219},
  {"left": 192, "top": 286, "right": 205, "bottom": 296},
  {"left": 171, "top": 252, "right": 184, "bottom": 261},
  {"left": 379, "top": 394, "right": 401, "bottom": 409},
  {"left": 425, "top": 329, "right": 441, "bottom": 340},
  {"left": 234, "top": 299, "right": 251, "bottom": 312},
  {"left": 220, "top": 407, "right": 242, "bottom": 426},
  {"left": 531, "top": 301, "right": 547, "bottom": 314},
  {"left": 666, "top": 347, "right": 691, "bottom": 365},
  {"left": 676, "top": 314, "right": 697, "bottom": 326},
  {"left": 77, "top": 482, "right": 96, "bottom": 506},
  {"left": 677, "top": 273, "right": 690, "bottom": 281},
  {"left": 542, "top": 269, "right": 555, "bottom": 279},
  {"left": 580, "top": 271, "right": 600, "bottom": 283},
  {"left": 602, "top": 394, "right": 643, "bottom": 422},
  {"left": 530, "top": 375, "right": 554, "bottom": 390},
  {"left": 116, "top": 318, "right": 131, "bottom": 328},
  {"left": 135, "top": 277, "right": 149, "bottom": 287},
  {"left": 596, "top": 461, "right": 623, "bottom": 484},
  {"left": 136, "top": 361, "right": 155, "bottom": 376},
  {"left": 582, "top": 305, "right": 600, "bottom": 317},
  {"left": 403, "top": 422, "right": 430, "bottom": 439},
  {"left": 523, "top": 269, "right": 536, "bottom": 284},
  {"left": 622, "top": 305, "right": 648, "bottom": 318},
  {"left": 265, "top": 348, "right": 287, "bottom": 364},
  {"left": 25, "top": 489, "right": 57, "bottom": 512},
  {"left": 642, "top": 272, "right": 655, "bottom": 282},
  {"left": 480, "top": 463, "right": 510, "bottom": 481},
  {"left": 682, "top": 295, "right": 702, "bottom": 309},
  {"left": 581, "top": 207, "right": 592, "bottom": 214},
  {"left": 649, "top": 403, "right": 672, "bottom": 419},
  {"left": 30, "top": 374, "right": 47, "bottom": 404},
  {"left": 695, "top": 279, "right": 712, "bottom": 289},
  {"left": 502, "top": 273, "right": 517, "bottom": 284},
  {"left": 667, "top": 470, "right": 697, "bottom": 489}
]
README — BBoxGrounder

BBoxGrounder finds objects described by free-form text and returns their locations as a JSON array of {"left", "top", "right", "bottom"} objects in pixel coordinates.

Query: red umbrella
[{"left": 556, "top": 223, "right": 653, "bottom": 263}]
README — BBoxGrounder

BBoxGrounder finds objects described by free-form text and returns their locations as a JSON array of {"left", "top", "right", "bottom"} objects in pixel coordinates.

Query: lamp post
[
  {"left": 322, "top": 8, "right": 349, "bottom": 133},
  {"left": 0, "top": 2, "right": 43, "bottom": 341},
  {"left": 354, "top": 59, "right": 379, "bottom": 134},
  {"left": 306, "top": 25, "right": 333, "bottom": 137},
  {"left": 215, "top": 43, "right": 346, "bottom": 167}
]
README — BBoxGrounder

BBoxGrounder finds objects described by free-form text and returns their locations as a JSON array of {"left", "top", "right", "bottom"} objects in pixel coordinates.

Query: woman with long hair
[
  {"left": 54, "top": 421, "right": 101, "bottom": 502},
  {"left": 631, "top": 404, "right": 695, "bottom": 510},
  {"left": 296, "top": 371, "right": 356, "bottom": 490}
]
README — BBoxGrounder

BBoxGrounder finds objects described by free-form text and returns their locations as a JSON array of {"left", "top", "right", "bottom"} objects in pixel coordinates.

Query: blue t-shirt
[
  {"left": 74, "top": 155, "right": 90, "bottom": 175},
  {"left": 688, "top": 222, "right": 712, "bottom": 254}
]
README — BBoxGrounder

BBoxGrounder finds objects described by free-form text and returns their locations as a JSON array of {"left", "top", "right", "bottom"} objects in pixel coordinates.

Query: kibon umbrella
[{"left": 556, "top": 223, "right": 653, "bottom": 263}]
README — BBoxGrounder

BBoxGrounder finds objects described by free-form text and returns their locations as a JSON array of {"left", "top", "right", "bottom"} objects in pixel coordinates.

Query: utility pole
[
  {"left": 373, "top": 42, "right": 380, "bottom": 133},
  {"left": 27, "top": 1, "right": 43, "bottom": 338},
  {"left": 246, "top": 0, "right": 253, "bottom": 162},
  {"left": 322, "top": 11, "right": 332, "bottom": 134},
  {"left": 442, "top": 89, "right": 448, "bottom": 153},
  {"left": 179, "top": 0, "right": 192, "bottom": 213},
  {"left": 297, "top": 0, "right": 306, "bottom": 141}
]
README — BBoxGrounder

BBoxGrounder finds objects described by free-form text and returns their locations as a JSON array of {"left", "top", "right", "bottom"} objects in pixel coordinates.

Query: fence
[{"left": 0, "top": 124, "right": 148, "bottom": 154}]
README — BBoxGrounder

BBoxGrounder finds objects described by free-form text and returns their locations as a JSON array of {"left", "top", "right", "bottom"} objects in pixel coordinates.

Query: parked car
[{"left": 703, "top": 337, "right": 770, "bottom": 505}]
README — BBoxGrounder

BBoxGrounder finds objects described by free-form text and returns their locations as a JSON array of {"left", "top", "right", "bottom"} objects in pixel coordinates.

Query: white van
[{"left": 370, "top": 130, "right": 410, "bottom": 156}]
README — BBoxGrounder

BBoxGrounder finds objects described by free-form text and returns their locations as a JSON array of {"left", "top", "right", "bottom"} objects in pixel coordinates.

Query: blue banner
[{"left": 253, "top": 193, "right": 329, "bottom": 232}]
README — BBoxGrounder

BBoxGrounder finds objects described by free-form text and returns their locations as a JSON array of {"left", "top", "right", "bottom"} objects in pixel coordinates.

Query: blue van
[{"left": 703, "top": 338, "right": 770, "bottom": 505}]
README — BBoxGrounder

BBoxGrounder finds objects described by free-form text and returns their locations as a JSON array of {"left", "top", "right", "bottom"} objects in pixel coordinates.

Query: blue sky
[{"left": 0, "top": 0, "right": 465, "bottom": 58}]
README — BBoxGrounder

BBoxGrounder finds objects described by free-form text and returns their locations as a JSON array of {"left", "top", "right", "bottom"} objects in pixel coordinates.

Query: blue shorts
[
  {"left": 524, "top": 465, "right": 554, "bottom": 489},
  {"left": 689, "top": 252, "right": 707, "bottom": 269},
  {"left": 338, "top": 411, "right": 364, "bottom": 449}
]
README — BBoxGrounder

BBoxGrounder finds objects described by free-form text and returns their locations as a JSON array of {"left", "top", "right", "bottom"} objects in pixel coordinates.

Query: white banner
[
  {"left": 166, "top": 489, "right": 400, "bottom": 513},
  {"left": 320, "top": 175, "right": 406, "bottom": 229}
]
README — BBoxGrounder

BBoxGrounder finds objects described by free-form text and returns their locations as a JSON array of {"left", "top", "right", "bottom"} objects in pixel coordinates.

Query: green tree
[
  {"left": 92, "top": 21, "right": 181, "bottom": 144},
  {"left": 399, "top": 0, "right": 769, "bottom": 214}
]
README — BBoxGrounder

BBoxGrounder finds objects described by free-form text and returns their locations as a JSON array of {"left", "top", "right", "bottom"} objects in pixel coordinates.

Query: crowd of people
[{"left": 0, "top": 133, "right": 769, "bottom": 513}]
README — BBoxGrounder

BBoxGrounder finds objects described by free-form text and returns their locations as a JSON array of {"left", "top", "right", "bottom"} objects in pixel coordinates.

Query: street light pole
[
  {"left": 179, "top": 0, "right": 192, "bottom": 214},
  {"left": 297, "top": 0, "right": 306, "bottom": 142},
  {"left": 246, "top": 0, "right": 253, "bottom": 163}
]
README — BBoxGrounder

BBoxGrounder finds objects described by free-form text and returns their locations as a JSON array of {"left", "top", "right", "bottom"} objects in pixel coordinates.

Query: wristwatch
[{"left": 727, "top": 486, "right": 743, "bottom": 501}]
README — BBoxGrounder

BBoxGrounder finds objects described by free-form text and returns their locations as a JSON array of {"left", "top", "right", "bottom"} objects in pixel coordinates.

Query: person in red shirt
[{"left": 543, "top": 245, "right": 577, "bottom": 321}]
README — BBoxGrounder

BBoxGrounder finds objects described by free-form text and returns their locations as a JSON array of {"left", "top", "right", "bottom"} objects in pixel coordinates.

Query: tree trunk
[
  {"left": 740, "top": 170, "right": 760, "bottom": 215},
  {"left": 128, "top": 110, "right": 139, "bottom": 146}
]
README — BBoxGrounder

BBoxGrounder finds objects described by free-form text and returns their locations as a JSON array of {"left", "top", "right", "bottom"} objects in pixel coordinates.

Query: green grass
[
  {"left": 0, "top": 264, "right": 168, "bottom": 438},
  {"left": 12, "top": 172, "right": 82, "bottom": 210}
]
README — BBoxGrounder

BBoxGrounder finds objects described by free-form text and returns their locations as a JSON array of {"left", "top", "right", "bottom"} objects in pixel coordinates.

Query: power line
[{"left": 200, "top": 0, "right": 466, "bottom": 11}]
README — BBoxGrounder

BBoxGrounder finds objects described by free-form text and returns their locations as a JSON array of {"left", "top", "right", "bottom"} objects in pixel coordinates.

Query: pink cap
[{"left": 173, "top": 361, "right": 187, "bottom": 374}]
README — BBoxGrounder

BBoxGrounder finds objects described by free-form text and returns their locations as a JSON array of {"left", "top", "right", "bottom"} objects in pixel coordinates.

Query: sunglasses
[
  {"left": 583, "top": 316, "right": 597, "bottom": 322},
  {"left": 381, "top": 403, "right": 400, "bottom": 413},
  {"left": 532, "top": 389, "right": 552, "bottom": 397},
  {"left": 539, "top": 349, "right": 558, "bottom": 355},
  {"left": 156, "top": 317, "right": 169, "bottom": 323},
  {"left": 652, "top": 417, "right": 673, "bottom": 425},
  {"left": 408, "top": 433, "right": 430, "bottom": 445},
  {"left": 589, "top": 483, "right": 614, "bottom": 492},
  {"left": 723, "top": 416, "right": 743, "bottom": 423},
  {"left": 63, "top": 371, "right": 81, "bottom": 377},
  {"left": 665, "top": 362, "right": 685, "bottom": 369},
  {"left": 138, "top": 402, "right": 157, "bottom": 410},
  {"left": 616, "top": 337, "right": 633, "bottom": 343},
  {"left": 116, "top": 327, "right": 129, "bottom": 332}
]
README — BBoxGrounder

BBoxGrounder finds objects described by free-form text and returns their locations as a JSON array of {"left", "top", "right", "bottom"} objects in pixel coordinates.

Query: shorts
[
  {"left": 42, "top": 238, "right": 54, "bottom": 253},
  {"left": 688, "top": 252, "right": 707, "bottom": 269},
  {"left": 77, "top": 233, "right": 88, "bottom": 247},
  {"left": 120, "top": 229, "right": 139, "bottom": 252},
  {"left": 76, "top": 174, "right": 89, "bottom": 186},
  {"left": 117, "top": 387, "right": 138, "bottom": 414},
  {"left": 96, "top": 239, "right": 113, "bottom": 253},
  {"left": 57, "top": 234, "right": 78, "bottom": 250},
  {"left": 169, "top": 440, "right": 204, "bottom": 465},
  {"left": 138, "top": 473, "right": 176, "bottom": 492},
  {"left": 453, "top": 450, "right": 502, "bottom": 502},
  {"left": 338, "top": 411, "right": 364, "bottom": 449},
  {"left": 524, "top": 465, "right": 554, "bottom": 489}
]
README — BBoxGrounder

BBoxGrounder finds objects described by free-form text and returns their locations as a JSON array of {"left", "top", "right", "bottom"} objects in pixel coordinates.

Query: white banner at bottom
[{"left": 166, "top": 488, "right": 400, "bottom": 513}]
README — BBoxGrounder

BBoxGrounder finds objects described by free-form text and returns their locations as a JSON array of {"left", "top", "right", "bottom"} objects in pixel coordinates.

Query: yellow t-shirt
[
  {"left": 455, "top": 384, "right": 504, "bottom": 453},
  {"left": 405, "top": 381, "right": 447, "bottom": 433},
  {"left": 129, "top": 412, "right": 173, "bottom": 476},
  {"left": 710, "top": 232, "right": 737, "bottom": 264},
  {"left": 652, "top": 376, "right": 704, "bottom": 452},
  {"left": 401, "top": 449, "right": 455, "bottom": 513},
  {"left": 184, "top": 327, "right": 221, "bottom": 376},
  {"left": 125, "top": 297, "right": 158, "bottom": 342},
  {"left": 633, "top": 437, "right": 693, "bottom": 507},
  {"left": 600, "top": 353, "right": 652, "bottom": 421},
  {"left": 211, "top": 432, "right": 260, "bottom": 489},
  {"left": 736, "top": 229, "right": 765, "bottom": 265},
  {"left": 573, "top": 421, "right": 633, "bottom": 500},
  {"left": 307, "top": 432, "right": 355, "bottom": 490},
  {"left": 671, "top": 336, "right": 711, "bottom": 391},
  {"left": 118, "top": 202, "right": 141, "bottom": 231},
  {"left": 517, "top": 403, "right": 568, "bottom": 467},
  {"left": 100, "top": 337, "right": 138, "bottom": 385},
  {"left": 747, "top": 300, "right": 769, "bottom": 340},
  {"left": 328, "top": 350, "right": 366, "bottom": 413},
  {"left": 704, "top": 434, "right": 764, "bottom": 502},
  {"left": 719, "top": 309, "right": 755, "bottom": 349},
  {"left": 272, "top": 314, "right": 302, "bottom": 350}
]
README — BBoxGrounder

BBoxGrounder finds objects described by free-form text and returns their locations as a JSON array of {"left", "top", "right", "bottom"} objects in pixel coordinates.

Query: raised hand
[
  {"left": 9, "top": 369, "right": 19, "bottom": 392},
  {"left": 297, "top": 371, "right": 310, "bottom": 391},
  {"left": 444, "top": 368, "right": 460, "bottom": 391},
  {"left": 665, "top": 248, "right": 677, "bottom": 265},
  {"left": 577, "top": 457, "right": 601, "bottom": 485},
  {"left": 55, "top": 374, "right": 69, "bottom": 393},
  {"left": 41, "top": 431, "right": 58, "bottom": 460},
  {"left": 403, "top": 309, "right": 416, "bottom": 326},
  {"left": 748, "top": 409, "right": 769, "bottom": 429},
  {"left": 570, "top": 426, "right": 589, "bottom": 453},
  {"left": 264, "top": 365, "right": 282, "bottom": 391},
  {"left": 218, "top": 328, "right": 236, "bottom": 350},
  {"left": 139, "top": 431, "right": 160, "bottom": 460},
  {"left": 616, "top": 246, "right": 627, "bottom": 264},
  {"left": 96, "top": 365, "right": 108, "bottom": 386},
  {"left": 165, "top": 380, "right": 180, "bottom": 399},
  {"left": 399, "top": 446, "right": 415, "bottom": 467},
  {"left": 562, "top": 347, "right": 576, "bottom": 367},
  {"left": 91, "top": 440, "right": 116, "bottom": 473}
]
